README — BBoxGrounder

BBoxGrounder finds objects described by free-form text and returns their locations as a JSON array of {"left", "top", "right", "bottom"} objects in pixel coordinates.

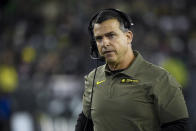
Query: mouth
[{"left": 103, "top": 51, "right": 114, "bottom": 55}]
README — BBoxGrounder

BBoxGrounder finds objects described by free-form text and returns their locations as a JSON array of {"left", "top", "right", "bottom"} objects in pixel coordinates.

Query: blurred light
[
  {"left": 39, "top": 114, "right": 68, "bottom": 131},
  {"left": 11, "top": 112, "right": 34, "bottom": 131},
  {"left": 162, "top": 58, "right": 188, "bottom": 87},
  {"left": 39, "top": 114, "right": 54, "bottom": 131},
  {"left": 22, "top": 46, "right": 36, "bottom": 63},
  {"left": 49, "top": 75, "right": 80, "bottom": 98},
  {"left": 41, "top": 1, "right": 59, "bottom": 21},
  {"left": 0, "top": 65, "right": 18, "bottom": 93}
]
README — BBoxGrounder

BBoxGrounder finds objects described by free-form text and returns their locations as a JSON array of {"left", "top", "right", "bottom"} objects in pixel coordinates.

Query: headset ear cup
[
  {"left": 90, "top": 40, "right": 99, "bottom": 57},
  {"left": 88, "top": 15, "right": 100, "bottom": 59}
]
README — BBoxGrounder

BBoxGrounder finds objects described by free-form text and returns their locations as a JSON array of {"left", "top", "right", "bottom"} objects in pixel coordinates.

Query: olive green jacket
[{"left": 83, "top": 51, "right": 189, "bottom": 131}]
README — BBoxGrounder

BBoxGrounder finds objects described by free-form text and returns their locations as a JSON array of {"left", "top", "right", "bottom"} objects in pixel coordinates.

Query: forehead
[{"left": 93, "top": 19, "right": 121, "bottom": 36}]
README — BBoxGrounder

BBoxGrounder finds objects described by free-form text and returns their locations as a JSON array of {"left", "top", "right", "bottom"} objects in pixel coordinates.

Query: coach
[{"left": 75, "top": 8, "right": 189, "bottom": 131}]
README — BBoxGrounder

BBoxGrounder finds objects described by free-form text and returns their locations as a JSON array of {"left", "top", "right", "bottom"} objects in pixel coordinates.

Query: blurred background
[{"left": 0, "top": 0, "right": 196, "bottom": 131}]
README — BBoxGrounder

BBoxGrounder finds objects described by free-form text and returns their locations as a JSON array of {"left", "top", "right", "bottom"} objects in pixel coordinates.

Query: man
[{"left": 75, "top": 8, "right": 189, "bottom": 131}]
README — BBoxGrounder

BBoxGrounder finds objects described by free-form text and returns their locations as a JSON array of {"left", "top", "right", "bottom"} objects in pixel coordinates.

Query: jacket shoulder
[
  {"left": 85, "top": 64, "right": 106, "bottom": 80},
  {"left": 143, "top": 60, "right": 181, "bottom": 86},
  {"left": 141, "top": 60, "right": 169, "bottom": 80}
]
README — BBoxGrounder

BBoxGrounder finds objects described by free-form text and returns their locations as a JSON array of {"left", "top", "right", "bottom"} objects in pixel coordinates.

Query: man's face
[{"left": 93, "top": 19, "right": 132, "bottom": 64}]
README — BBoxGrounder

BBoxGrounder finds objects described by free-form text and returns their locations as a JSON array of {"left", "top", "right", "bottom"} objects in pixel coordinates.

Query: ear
[{"left": 126, "top": 31, "right": 133, "bottom": 44}]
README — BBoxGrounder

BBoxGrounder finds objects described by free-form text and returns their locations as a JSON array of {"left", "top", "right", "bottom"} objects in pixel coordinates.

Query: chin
[{"left": 105, "top": 58, "right": 117, "bottom": 63}]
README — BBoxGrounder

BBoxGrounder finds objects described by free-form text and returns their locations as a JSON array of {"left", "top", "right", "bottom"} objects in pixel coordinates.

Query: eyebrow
[
  {"left": 95, "top": 31, "right": 116, "bottom": 39},
  {"left": 105, "top": 32, "right": 115, "bottom": 37}
]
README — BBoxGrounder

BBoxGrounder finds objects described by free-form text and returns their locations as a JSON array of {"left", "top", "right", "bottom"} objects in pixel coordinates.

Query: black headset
[{"left": 88, "top": 8, "right": 134, "bottom": 60}]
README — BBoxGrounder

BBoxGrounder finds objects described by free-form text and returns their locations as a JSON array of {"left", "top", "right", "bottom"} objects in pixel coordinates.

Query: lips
[
  {"left": 102, "top": 47, "right": 115, "bottom": 55},
  {"left": 103, "top": 50, "right": 114, "bottom": 55}
]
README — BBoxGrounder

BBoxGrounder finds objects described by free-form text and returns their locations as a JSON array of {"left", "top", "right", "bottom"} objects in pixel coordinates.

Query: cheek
[
  {"left": 97, "top": 44, "right": 103, "bottom": 55},
  {"left": 114, "top": 40, "right": 124, "bottom": 50},
  {"left": 116, "top": 41, "right": 128, "bottom": 54}
]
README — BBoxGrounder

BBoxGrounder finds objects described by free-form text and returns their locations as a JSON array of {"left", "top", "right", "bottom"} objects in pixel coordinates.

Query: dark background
[{"left": 0, "top": 0, "right": 196, "bottom": 131}]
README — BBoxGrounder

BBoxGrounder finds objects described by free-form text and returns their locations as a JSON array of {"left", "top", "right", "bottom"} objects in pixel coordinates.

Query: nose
[{"left": 102, "top": 37, "right": 110, "bottom": 47}]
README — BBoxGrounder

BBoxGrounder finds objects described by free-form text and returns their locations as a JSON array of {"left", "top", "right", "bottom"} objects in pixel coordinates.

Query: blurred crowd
[{"left": 0, "top": 0, "right": 196, "bottom": 131}]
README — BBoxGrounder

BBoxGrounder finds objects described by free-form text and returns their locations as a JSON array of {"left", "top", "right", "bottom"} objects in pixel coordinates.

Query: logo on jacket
[
  {"left": 120, "top": 78, "right": 139, "bottom": 83},
  {"left": 96, "top": 80, "right": 105, "bottom": 85}
]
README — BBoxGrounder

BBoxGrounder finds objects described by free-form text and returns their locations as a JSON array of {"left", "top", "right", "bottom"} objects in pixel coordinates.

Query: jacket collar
[{"left": 104, "top": 50, "right": 145, "bottom": 77}]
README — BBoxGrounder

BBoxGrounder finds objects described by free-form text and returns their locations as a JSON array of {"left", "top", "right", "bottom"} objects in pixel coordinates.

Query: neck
[{"left": 108, "top": 50, "right": 135, "bottom": 71}]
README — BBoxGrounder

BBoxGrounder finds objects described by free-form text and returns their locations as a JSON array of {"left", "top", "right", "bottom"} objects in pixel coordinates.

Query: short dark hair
[{"left": 91, "top": 10, "right": 129, "bottom": 32}]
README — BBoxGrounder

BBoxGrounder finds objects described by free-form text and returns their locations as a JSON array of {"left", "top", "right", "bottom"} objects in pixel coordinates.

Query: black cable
[{"left": 84, "top": 60, "right": 98, "bottom": 131}]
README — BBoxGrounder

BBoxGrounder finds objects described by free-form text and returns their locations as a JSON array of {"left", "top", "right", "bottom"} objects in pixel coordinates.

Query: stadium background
[{"left": 0, "top": 0, "right": 196, "bottom": 131}]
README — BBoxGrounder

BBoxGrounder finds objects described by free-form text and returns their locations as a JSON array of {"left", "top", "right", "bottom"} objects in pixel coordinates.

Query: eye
[
  {"left": 106, "top": 33, "right": 115, "bottom": 39},
  {"left": 95, "top": 36, "right": 102, "bottom": 42}
]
